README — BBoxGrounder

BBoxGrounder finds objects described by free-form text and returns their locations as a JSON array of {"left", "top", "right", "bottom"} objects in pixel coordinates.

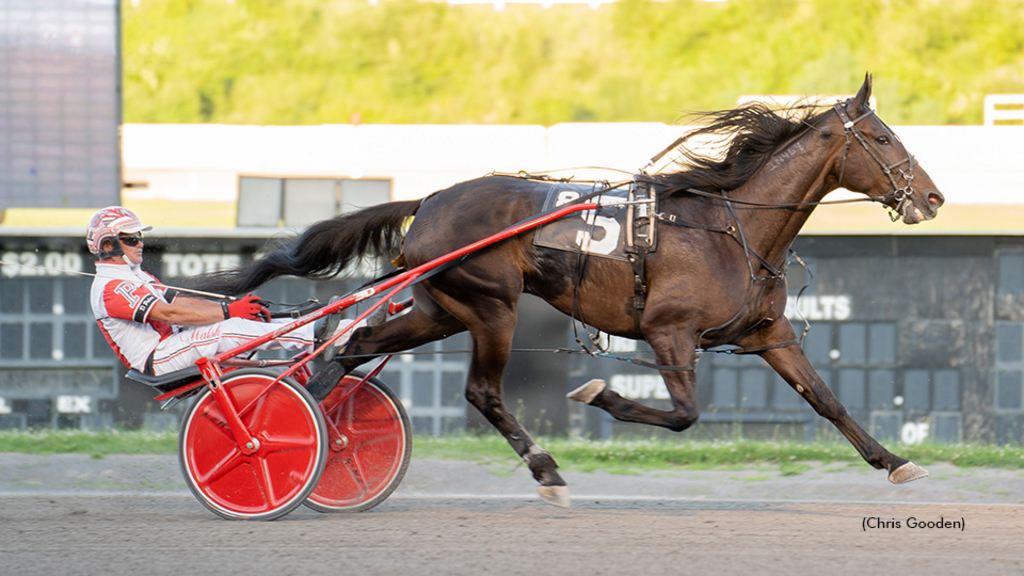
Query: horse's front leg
[
  {"left": 750, "top": 320, "right": 928, "bottom": 484},
  {"left": 567, "top": 327, "right": 701, "bottom": 432}
]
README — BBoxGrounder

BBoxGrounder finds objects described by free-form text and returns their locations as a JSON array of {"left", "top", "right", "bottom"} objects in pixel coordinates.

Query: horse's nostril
[{"left": 927, "top": 192, "right": 944, "bottom": 208}]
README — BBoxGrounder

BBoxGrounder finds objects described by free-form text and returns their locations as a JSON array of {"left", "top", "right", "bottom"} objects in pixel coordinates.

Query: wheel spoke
[
  {"left": 244, "top": 392, "right": 268, "bottom": 429},
  {"left": 260, "top": 431, "right": 318, "bottom": 454},
  {"left": 325, "top": 394, "right": 399, "bottom": 439},
  {"left": 348, "top": 430, "right": 401, "bottom": 450},
  {"left": 344, "top": 422, "right": 402, "bottom": 447},
  {"left": 319, "top": 404, "right": 345, "bottom": 439},
  {"left": 198, "top": 405, "right": 237, "bottom": 442},
  {"left": 236, "top": 382, "right": 279, "bottom": 421},
  {"left": 194, "top": 446, "right": 246, "bottom": 485},
  {"left": 253, "top": 454, "right": 278, "bottom": 508},
  {"left": 337, "top": 453, "right": 369, "bottom": 493}
]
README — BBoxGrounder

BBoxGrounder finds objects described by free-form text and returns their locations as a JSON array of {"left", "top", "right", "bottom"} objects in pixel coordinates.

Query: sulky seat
[{"left": 125, "top": 366, "right": 203, "bottom": 393}]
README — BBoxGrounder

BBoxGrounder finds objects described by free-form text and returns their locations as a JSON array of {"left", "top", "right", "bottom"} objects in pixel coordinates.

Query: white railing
[{"left": 121, "top": 119, "right": 1023, "bottom": 209}]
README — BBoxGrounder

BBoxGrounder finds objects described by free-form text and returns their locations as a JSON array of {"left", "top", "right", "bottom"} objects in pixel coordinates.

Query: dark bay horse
[{"left": 186, "top": 76, "right": 944, "bottom": 506}]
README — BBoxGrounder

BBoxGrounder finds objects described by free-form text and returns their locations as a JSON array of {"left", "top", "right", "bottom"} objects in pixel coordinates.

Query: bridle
[
  {"left": 658, "top": 100, "right": 922, "bottom": 353},
  {"left": 831, "top": 101, "right": 918, "bottom": 221},
  {"left": 653, "top": 100, "right": 920, "bottom": 219}
]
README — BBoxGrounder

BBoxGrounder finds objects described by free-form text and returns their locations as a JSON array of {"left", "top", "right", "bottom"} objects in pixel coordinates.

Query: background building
[{"left": 3, "top": 0, "right": 1024, "bottom": 445}]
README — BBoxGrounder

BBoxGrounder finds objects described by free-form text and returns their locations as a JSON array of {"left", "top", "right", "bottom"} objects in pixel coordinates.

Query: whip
[{"left": 0, "top": 258, "right": 235, "bottom": 301}]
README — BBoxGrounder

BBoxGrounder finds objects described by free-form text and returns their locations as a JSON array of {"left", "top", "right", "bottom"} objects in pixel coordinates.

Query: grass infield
[{"left": 1, "top": 430, "right": 1022, "bottom": 473}]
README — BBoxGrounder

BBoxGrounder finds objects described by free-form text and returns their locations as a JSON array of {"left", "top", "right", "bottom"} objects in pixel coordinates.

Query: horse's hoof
[
  {"left": 566, "top": 379, "right": 606, "bottom": 405},
  {"left": 538, "top": 485, "right": 571, "bottom": 508},
  {"left": 888, "top": 461, "right": 929, "bottom": 484}
]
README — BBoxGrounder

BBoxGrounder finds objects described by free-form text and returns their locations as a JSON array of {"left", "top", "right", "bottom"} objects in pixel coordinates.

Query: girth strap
[{"left": 626, "top": 250, "right": 648, "bottom": 310}]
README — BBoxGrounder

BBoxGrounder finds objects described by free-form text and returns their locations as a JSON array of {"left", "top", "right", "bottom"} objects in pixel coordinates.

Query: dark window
[
  {"left": 29, "top": 323, "right": 53, "bottom": 360},
  {"left": 27, "top": 279, "right": 54, "bottom": 314},
  {"left": 786, "top": 257, "right": 817, "bottom": 295},
  {"left": 63, "top": 277, "right": 92, "bottom": 314},
  {"left": 868, "top": 370, "right": 896, "bottom": 409},
  {"left": 63, "top": 323, "right": 87, "bottom": 359},
  {"left": 772, "top": 373, "right": 804, "bottom": 409},
  {"left": 802, "top": 325, "right": 832, "bottom": 364},
  {"left": 838, "top": 370, "right": 866, "bottom": 409},
  {"left": 412, "top": 371, "right": 434, "bottom": 407},
  {"left": 739, "top": 369, "right": 767, "bottom": 409},
  {"left": 411, "top": 416, "right": 433, "bottom": 435},
  {"left": 996, "top": 371, "right": 1023, "bottom": 411},
  {"left": 441, "top": 372, "right": 463, "bottom": 407},
  {"left": 1, "top": 323, "right": 25, "bottom": 359},
  {"left": 867, "top": 324, "right": 896, "bottom": 364},
  {"left": 998, "top": 253, "right": 1024, "bottom": 294},
  {"left": 871, "top": 412, "right": 901, "bottom": 443},
  {"left": 995, "top": 322, "right": 1024, "bottom": 413},
  {"left": 931, "top": 414, "right": 962, "bottom": 443},
  {"left": 838, "top": 323, "right": 867, "bottom": 364},
  {"left": 997, "top": 323, "right": 1024, "bottom": 363},
  {"left": 711, "top": 369, "right": 738, "bottom": 409},
  {"left": 92, "top": 325, "right": 114, "bottom": 358},
  {"left": 0, "top": 279, "right": 25, "bottom": 313},
  {"left": 903, "top": 370, "right": 931, "bottom": 410},
  {"left": 441, "top": 417, "right": 465, "bottom": 435},
  {"left": 932, "top": 370, "right": 960, "bottom": 410}
]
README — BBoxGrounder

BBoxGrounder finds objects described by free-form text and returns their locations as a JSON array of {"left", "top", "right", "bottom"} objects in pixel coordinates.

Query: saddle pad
[{"left": 533, "top": 184, "right": 631, "bottom": 262}]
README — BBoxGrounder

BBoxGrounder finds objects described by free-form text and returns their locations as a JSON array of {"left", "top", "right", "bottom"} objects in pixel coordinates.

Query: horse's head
[{"left": 825, "top": 74, "right": 944, "bottom": 224}]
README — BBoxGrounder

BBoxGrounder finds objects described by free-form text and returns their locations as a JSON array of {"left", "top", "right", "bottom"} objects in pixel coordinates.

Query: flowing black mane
[{"left": 653, "top": 102, "right": 830, "bottom": 196}]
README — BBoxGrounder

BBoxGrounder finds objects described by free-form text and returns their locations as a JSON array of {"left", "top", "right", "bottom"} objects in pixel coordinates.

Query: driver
[{"left": 87, "top": 206, "right": 353, "bottom": 376}]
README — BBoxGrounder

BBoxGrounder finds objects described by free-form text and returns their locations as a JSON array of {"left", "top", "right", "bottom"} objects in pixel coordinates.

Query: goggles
[{"left": 119, "top": 233, "right": 144, "bottom": 247}]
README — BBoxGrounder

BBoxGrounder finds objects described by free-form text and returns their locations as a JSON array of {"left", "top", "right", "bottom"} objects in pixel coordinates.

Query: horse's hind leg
[
  {"left": 428, "top": 290, "right": 570, "bottom": 507},
  {"left": 568, "top": 326, "right": 702, "bottom": 432},
  {"left": 305, "top": 288, "right": 466, "bottom": 402},
  {"left": 338, "top": 286, "right": 467, "bottom": 371},
  {"left": 754, "top": 323, "right": 928, "bottom": 483}
]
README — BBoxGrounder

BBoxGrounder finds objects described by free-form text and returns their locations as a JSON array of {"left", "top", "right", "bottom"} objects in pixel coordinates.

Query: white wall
[{"left": 122, "top": 123, "right": 1024, "bottom": 206}]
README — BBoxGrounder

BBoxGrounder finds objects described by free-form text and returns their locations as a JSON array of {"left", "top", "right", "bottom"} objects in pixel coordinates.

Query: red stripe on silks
[{"left": 96, "top": 321, "right": 134, "bottom": 371}]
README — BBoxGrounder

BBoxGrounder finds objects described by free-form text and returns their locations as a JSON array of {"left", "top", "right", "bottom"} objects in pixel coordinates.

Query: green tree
[{"left": 122, "top": 0, "right": 1024, "bottom": 125}]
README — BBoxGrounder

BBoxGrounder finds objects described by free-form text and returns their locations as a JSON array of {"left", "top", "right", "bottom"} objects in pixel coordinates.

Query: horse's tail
[{"left": 179, "top": 200, "right": 422, "bottom": 297}]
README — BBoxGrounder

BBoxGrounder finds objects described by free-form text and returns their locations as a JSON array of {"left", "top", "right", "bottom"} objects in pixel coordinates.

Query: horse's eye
[{"left": 876, "top": 135, "right": 891, "bottom": 145}]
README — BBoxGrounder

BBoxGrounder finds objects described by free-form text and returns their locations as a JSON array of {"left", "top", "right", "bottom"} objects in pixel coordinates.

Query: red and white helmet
[{"left": 86, "top": 206, "right": 153, "bottom": 255}]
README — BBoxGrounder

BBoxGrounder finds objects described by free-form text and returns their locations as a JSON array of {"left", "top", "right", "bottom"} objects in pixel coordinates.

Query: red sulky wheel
[
  {"left": 305, "top": 372, "right": 411, "bottom": 513},
  {"left": 178, "top": 368, "right": 327, "bottom": 521}
]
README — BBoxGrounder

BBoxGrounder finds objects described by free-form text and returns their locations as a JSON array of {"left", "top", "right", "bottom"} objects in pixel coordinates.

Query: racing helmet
[{"left": 86, "top": 206, "right": 153, "bottom": 257}]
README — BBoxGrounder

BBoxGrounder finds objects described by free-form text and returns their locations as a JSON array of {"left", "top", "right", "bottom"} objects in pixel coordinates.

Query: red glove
[{"left": 222, "top": 294, "right": 271, "bottom": 322}]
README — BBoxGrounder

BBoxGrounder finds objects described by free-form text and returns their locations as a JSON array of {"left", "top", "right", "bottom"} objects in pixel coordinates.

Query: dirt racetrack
[{"left": 1, "top": 455, "right": 1022, "bottom": 576}]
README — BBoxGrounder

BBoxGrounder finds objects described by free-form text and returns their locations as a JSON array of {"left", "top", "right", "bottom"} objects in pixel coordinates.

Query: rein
[{"left": 675, "top": 185, "right": 893, "bottom": 209}]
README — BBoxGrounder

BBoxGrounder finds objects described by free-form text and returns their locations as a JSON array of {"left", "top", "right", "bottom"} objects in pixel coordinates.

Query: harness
[
  {"left": 624, "top": 177, "right": 657, "bottom": 311},
  {"left": 500, "top": 98, "right": 920, "bottom": 368}
]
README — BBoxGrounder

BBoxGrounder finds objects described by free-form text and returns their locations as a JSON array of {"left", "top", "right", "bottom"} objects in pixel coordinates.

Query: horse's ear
[{"left": 851, "top": 73, "right": 873, "bottom": 111}]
